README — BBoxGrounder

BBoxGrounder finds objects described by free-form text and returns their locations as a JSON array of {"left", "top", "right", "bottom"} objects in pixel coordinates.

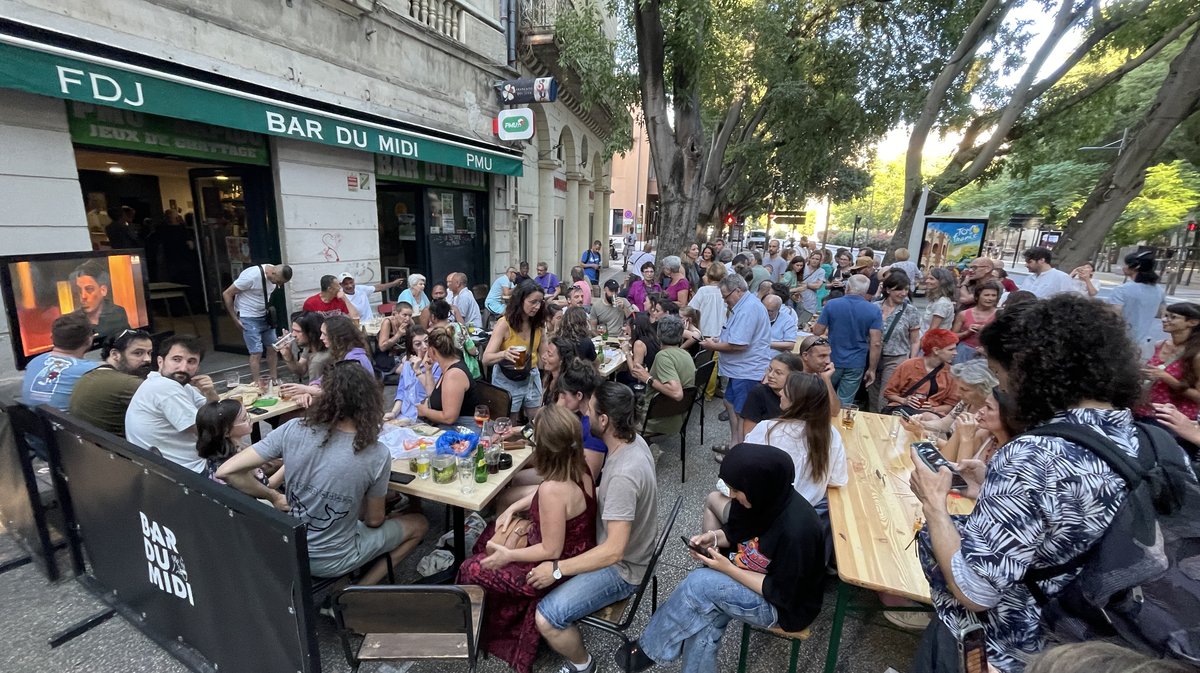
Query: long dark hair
[
  {"left": 195, "top": 399, "right": 244, "bottom": 460},
  {"left": 628, "top": 313, "right": 659, "bottom": 351},
  {"left": 304, "top": 360, "right": 383, "bottom": 453},
  {"left": 558, "top": 306, "right": 592, "bottom": 345},
  {"left": 1125, "top": 251, "right": 1159, "bottom": 285},
  {"left": 503, "top": 280, "right": 549, "bottom": 335},
  {"left": 291, "top": 311, "right": 326, "bottom": 352},
  {"left": 1168, "top": 302, "right": 1200, "bottom": 389},
  {"left": 322, "top": 314, "right": 368, "bottom": 361},
  {"left": 768, "top": 372, "right": 833, "bottom": 483}
]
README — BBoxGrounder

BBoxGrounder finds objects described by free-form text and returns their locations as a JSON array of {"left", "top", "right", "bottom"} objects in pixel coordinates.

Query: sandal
[{"left": 709, "top": 444, "right": 730, "bottom": 455}]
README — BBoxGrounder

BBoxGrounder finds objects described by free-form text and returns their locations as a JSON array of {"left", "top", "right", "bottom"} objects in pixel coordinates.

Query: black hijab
[{"left": 720, "top": 443, "right": 796, "bottom": 543}]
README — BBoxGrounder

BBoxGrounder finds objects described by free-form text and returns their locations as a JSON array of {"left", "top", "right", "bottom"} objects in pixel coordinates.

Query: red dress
[
  {"left": 457, "top": 481, "right": 596, "bottom": 673},
  {"left": 1137, "top": 341, "right": 1200, "bottom": 419}
]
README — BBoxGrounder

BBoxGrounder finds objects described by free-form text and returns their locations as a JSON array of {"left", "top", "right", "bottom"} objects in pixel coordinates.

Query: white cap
[{"left": 337, "top": 272, "right": 354, "bottom": 282}]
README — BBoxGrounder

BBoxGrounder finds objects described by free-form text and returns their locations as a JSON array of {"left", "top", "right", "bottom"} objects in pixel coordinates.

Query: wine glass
[
  {"left": 494, "top": 416, "right": 512, "bottom": 442},
  {"left": 474, "top": 405, "right": 490, "bottom": 431}
]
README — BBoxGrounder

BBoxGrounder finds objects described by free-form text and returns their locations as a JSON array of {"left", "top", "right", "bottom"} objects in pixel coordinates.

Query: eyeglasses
[{"left": 801, "top": 337, "right": 829, "bottom": 353}]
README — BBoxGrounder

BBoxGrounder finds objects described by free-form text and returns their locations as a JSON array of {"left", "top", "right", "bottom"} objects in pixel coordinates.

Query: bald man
[
  {"left": 957, "top": 257, "right": 995, "bottom": 308},
  {"left": 763, "top": 294, "right": 799, "bottom": 351}
]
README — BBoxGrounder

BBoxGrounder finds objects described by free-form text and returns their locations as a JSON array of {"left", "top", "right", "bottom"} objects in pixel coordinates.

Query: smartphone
[
  {"left": 680, "top": 536, "right": 712, "bottom": 558},
  {"left": 247, "top": 407, "right": 269, "bottom": 416},
  {"left": 894, "top": 408, "right": 913, "bottom": 421},
  {"left": 958, "top": 623, "right": 988, "bottom": 673},
  {"left": 913, "top": 441, "right": 968, "bottom": 491},
  {"left": 389, "top": 471, "right": 415, "bottom": 485}
]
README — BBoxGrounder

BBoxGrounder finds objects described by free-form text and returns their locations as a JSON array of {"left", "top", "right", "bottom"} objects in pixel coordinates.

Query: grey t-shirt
[
  {"left": 253, "top": 419, "right": 391, "bottom": 563},
  {"left": 597, "top": 433, "right": 659, "bottom": 584}
]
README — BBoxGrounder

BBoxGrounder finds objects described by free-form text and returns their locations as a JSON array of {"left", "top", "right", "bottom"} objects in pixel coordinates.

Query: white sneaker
[{"left": 883, "top": 610, "right": 932, "bottom": 631}]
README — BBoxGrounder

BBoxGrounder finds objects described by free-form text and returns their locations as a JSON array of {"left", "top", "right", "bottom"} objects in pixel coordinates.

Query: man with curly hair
[{"left": 907, "top": 294, "right": 1192, "bottom": 672}]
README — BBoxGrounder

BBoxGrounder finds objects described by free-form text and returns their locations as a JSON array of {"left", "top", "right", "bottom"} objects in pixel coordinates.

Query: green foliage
[
  {"left": 1110, "top": 161, "right": 1200, "bottom": 245},
  {"left": 555, "top": 1, "right": 637, "bottom": 155},
  {"left": 829, "top": 152, "right": 950, "bottom": 234},
  {"left": 822, "top": 230, "right": 894, "bottom": 250}
]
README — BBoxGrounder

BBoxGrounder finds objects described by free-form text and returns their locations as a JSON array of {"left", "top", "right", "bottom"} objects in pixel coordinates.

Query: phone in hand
[
  {"left": 681, "top": 536, "right": 713, "bottom": 558},
  {"left": 913, "top": 441, "right": 968, "bottom": 491},
  {"left": 958, "top": 623, "right": 988, "bottom": 673}
]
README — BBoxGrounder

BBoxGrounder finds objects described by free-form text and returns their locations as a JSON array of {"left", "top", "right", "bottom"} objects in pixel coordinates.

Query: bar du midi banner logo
[{"left": 140, "top": 511, "right": 194, "bottom": 606}]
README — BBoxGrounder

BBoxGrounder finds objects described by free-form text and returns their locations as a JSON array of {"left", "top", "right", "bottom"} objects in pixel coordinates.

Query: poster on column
[{"left": 463, "top": 193, "right": 476, "bottom": 233}]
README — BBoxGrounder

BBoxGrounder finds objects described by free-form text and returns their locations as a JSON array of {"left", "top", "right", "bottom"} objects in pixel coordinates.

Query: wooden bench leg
[
  {"left": 824, "top": 581, "right": 850, "bottom": 673},
  {"left": 737, "top": 622, "right": 751, "bottom": 673}
]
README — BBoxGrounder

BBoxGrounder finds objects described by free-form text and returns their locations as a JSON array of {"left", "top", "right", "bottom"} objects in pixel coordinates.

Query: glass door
[{"left": 189, "top": 166, "right": 279, "bottom": 353}]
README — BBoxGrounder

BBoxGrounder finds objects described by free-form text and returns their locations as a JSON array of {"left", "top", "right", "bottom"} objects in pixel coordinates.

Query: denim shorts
[
  {"left": 240, "top": 314, "right": 275, "bottom": 354},
  {"left": 309, "top": 518, "right": 407, "bottom": 578},
  {"left": 490, "top": 365, "right": 543, "bottom": 412},
  {"left": 725, "top": 378, "right": 757, "bottom": 415},
  {"left": 536, "top": 565, "right": 638, "bottom": 631}
]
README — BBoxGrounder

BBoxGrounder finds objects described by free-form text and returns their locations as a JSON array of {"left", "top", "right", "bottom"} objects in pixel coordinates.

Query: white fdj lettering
[{"left": 55, "top": 66, "right": 144, "bottom": 107}]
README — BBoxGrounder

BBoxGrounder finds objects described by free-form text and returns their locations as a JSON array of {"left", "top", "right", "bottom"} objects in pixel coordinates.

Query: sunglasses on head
[{"left": 801, "top": 337, "right": 829, "bottom": 353}]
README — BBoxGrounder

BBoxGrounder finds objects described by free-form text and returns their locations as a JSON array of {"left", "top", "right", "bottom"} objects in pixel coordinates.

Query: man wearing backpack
[{"left": 907, "top": 293, "right": 1198, "bottom": 673}]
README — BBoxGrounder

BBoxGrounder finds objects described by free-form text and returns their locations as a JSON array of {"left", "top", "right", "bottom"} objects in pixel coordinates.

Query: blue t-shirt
[
  {"left": 21, "top": 352, "right": 100, "bottom": 411},
  {"left": 581, "top": 250, "right": 602, "bottom": 283},
  {"left": 580, "top": 413, "right": 608, "bottom": 455},
  {"left": 486, "top": 276, "right": 515, "bottom": 315},
  {"left": 718, "top": 291, "right": 773, "bottom": 381},
  {"left": 397, "top": 288, "right": 429, "bottom": 314},
  {"left": 818, "top": 294, "right": 882, "bottom": 369}
]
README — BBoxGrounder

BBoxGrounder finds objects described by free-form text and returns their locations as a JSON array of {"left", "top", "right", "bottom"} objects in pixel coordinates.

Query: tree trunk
[{"left": 1054, "top": 27, "right": 1200, "bottom": 270}]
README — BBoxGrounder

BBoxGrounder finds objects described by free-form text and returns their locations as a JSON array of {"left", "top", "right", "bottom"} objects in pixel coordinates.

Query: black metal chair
[
  {"left": 691, "top": 359, "right": 717, "bottom": 445},
  {"left": 474, "top": 379, "right": 512, "bottom": 421},
  {"left": 641, "top": 385, "right": 699, "bottom": 482},
  {"left": 578, "top": 495, "right": 684, "bottom": 673},
  {"left": 333, "top": 584, "right": 484, "bottom": 673}
]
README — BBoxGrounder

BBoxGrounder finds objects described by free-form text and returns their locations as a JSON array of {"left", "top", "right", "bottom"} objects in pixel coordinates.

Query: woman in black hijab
[{"left": 615, "top": 443, "right": 827, "bottom": 673}]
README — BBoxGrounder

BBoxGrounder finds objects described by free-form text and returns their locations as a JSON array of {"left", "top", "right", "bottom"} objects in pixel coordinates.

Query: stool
[
  {"left": 737, "top": 624, "right": 811, "bottom": 673},
  {"left": 150, "top": 289, "right": 199, "bottom": 333}
]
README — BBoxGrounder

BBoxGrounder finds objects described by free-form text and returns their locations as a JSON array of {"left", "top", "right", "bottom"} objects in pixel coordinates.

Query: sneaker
[
  {"left": 883, "top": 610, "right": 932, "bottom": 631},
  {"left": 555, "top": 656, "right": 597, "bottom": 673},
  {"left": 718, "top": 411, "right": 730, "bottom": 422},
  {"left": 614, "top": 642, "right": 656, "bottom": 673}
]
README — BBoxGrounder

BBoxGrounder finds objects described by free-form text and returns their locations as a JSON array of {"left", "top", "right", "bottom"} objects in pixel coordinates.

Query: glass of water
[
  {"left": 457, "top": 457, "right": 476, "bottom": 495},
  {"left": 224, "top": 371, "right": 240, "bottom": 390}
]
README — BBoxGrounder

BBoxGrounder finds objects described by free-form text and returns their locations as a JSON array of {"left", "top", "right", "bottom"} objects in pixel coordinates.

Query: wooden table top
[
  {"left": 219, "top": 385, "right": 303, "bottom": 423},
  {"left": 827, "top": 411, "right": 974, "bottom": 603},
  {"left": 389, "top": 446, "right": 534, "bottom": 511},
  {"left": 599, "top": 345, "right": 627, "bottom": 378}
]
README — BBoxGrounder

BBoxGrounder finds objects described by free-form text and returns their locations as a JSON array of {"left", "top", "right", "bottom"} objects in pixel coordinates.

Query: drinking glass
[
  {"left": 258, "top": 375, "right": 271, "bottom": 393},
  {"left": 415, "top": 448, "right": 431, "bottom": 480},
  {"left": 493, "top": 416, "right": 512, "bottom": 440},
  {"left": 474, "top": 405, "right": 490, "bottom": 430},
  {"left": 224, "top": 371, "right": 240, "bottom": 390},
  {"left": 458, "top": 457, "right": 476, "bottom": 495},
  {"left": 841, "top": 404, "right": 858, "bottom": 429},
  {"left": 889, "top": 411, "right": 904, "bottom": 439}
]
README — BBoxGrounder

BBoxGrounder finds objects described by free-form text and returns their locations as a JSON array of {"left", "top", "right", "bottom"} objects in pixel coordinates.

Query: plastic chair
[
  {"left": 690, "top": 359, "right": 717, "bottom": 445},
  {"left": 641, "top": 386, "right": 699, "bottom": 482},
  {"left": 578, "top": 496, "right": 684, "bottom": 673},
  {"left": 474, "top": 379, "right": 512, "bottom": 421},
  {"left": 333, "top": 584, "right": 484, "bottom": 673}
]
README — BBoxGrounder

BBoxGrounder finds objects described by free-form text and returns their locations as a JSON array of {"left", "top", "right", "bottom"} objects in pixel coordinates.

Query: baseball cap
[
  {"left": 851, "top": 256, "right": 874, "bottom": 271},
  {"left": 604, "top": 279, "right": 620, "bottom": 291},
  {"left": 337, "top": 272, "right": 354, "bottom": 282}
]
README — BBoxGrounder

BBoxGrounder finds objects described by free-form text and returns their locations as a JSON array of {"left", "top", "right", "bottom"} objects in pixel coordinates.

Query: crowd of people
[{"left": 17, "top": 236, "right": 1198, "bottom": 673}]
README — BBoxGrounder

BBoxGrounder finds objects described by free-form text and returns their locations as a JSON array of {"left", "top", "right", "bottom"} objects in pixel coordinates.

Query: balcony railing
[
  {"left": 521, "top": 0, "right": 573, "bottom": 31},
  {"left": 408, "top": 0, "right": 464, "bottom": 41}
]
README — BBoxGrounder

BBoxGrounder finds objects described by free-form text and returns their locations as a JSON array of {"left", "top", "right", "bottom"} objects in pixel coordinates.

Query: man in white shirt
[
  {"left": 124, "top": 335, "right": 219, "bottom": 473},
  {"left": 446, "top": 272, "right": 483, "bottom": 328},
  {"left": 1021, "top": 247, "right": 1076, "bottom": 299},
  {"left": 222, "top": 262, "right": 291, "bottom": 382},
  {"left": 339, "top": 272, "right": 403, "bottom": 321},
  {"left": 622, "top": 228, "right": 637, "bottom": 272}
]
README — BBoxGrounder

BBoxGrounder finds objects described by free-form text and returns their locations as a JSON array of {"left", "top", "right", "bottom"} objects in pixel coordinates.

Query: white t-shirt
[
  {"left": 344, "top": 287, "right": 375, "bottom": 320},
  {"left": 744, "top": 419, "right": 848, "bottom": 506},
  {"left": 232, "top": 264, "right": 270, "bottom": 317},
  {"left": 451, "top": 289, "right": 483, "bottom": 328},
  {"left": 1022, "top": 267, "right": 1075, "bottom": 299},
  {"left": 124, "top": 372, "right": 209, "bottom": 473}
]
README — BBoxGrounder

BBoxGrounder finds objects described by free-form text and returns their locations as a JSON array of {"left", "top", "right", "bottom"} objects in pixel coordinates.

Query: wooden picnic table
[
  {"left": 822, "top": 410, "right": 974, "bottom": 673},
  {"left": 219, "top": 384, "right": 304, "bottom": 428}
]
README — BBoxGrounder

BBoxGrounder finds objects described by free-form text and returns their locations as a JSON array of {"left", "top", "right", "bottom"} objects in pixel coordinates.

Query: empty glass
[
  {"left": 494, "top": 416, "right": 512, "bottom": 441},
  {"left": 224, "top": 371, "right": 240, "bottom": 390},
  {"left": 458, "top": 457, "right": 476, "bottom": 495}
]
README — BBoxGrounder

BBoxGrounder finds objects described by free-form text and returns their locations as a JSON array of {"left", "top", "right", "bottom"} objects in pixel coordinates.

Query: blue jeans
[
  {"left": 537, "top": 565, "right": 638, "bottom": 631},
  {"left": 639, "top": 568, "right": 777, "bottom": 673},
  {"left": 831, "top": 367, "right": 864, "bottom": 407}
]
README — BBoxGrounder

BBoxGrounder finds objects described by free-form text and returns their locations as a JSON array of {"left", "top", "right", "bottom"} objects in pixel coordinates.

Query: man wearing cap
[
  {"left": 850, "top": 255, "right": 879, "bottom": 298},
  {"left": 339, "top": 272, "right": 404, "bottom": 321},
  {"left": 446, "top": 272, "right": 483, "bottom": 329}
]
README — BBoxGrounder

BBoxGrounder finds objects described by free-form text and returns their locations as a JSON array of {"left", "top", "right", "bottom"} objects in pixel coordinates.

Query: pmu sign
[
  {"left": 494, "top": 108, "right": 535, "bottom": 141},
  {"left": 495, "top": 77, "right": 558, "bottom": 104}
]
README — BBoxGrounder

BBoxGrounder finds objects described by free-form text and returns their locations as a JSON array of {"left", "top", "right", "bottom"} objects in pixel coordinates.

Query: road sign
[
  {"left": 624, "top": 209, "right": 633, "bottom": 219},
  {"left": 494, "top": 108, "right": 535, "bottom": 141},
  {"left": 495, "top": 77, "right": 558, "bottom": 104}
]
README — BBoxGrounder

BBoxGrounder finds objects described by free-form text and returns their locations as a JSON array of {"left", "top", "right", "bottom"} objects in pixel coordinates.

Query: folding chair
[
  {"left": 641, "top": 386, "right": 699, "bottom": 482},
  {"left": 474, "top": 379, "right": 512, "bottom": 420},
  {"left": 690, "top": 359, "right": 716, "bottom": 445},
  {"left": 334, "top": 584, "right": 485, "bottom": 673},
  {"left": 579, "top": 496, "right": 684, "bottom": 673}
]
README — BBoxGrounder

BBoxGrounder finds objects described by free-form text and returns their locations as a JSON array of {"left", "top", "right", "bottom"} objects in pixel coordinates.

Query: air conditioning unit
[{"left": 312, "top": 0, "right": 376, "bottom": 17}]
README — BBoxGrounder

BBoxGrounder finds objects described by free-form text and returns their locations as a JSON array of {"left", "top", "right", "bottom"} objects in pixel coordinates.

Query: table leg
[
  {"left": 823, "top": 581, "right": 850, "bottom": 673},
  {"left": 452, "top": 506, "right": 467, "bottom": 564}
]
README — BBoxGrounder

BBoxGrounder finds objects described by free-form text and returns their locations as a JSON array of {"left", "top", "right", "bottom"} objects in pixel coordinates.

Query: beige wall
[{"left": 608, "top": 113, "right": 650, "bottom": 243}]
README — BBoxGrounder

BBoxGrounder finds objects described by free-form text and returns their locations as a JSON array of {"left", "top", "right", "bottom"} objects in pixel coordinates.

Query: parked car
[{"left": 746, "top": 230, "right": 768, "bottom": 249}]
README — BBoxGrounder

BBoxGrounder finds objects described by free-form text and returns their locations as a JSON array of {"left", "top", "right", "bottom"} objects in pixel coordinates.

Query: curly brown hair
[
  {"left": 979, "top": 294, "right": 1141, "bottom": 426},
  {"left": 322, "top": 314, "right": 369, "bottom": 361},
  {"left": 303, "top": 359, "right": 383, "bottom": 453}
]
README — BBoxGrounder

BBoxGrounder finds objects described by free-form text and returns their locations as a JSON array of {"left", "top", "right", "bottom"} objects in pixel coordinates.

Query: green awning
[{"left": 0, "top": 34, "right": 524, "bottom": 176}]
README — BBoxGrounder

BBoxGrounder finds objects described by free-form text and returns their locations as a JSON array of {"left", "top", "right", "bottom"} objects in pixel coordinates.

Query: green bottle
[{"left": 474, "top": 444, "right": 488, "bottom": 483}]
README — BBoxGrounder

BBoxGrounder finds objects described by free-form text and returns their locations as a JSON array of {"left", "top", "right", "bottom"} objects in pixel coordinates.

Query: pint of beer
[{"left": 512, "top": 346, "right": 528, "bottom": 368}]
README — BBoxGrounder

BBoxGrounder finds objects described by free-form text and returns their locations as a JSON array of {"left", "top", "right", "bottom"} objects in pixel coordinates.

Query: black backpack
[{"left": 1021, "top": 422, "right": 1200, "bottom": 664}]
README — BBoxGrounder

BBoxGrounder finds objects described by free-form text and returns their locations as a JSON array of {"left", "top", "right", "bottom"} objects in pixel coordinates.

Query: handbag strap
[
  {"left": 902, "top": 362, "right": 943, "bottom": 397},
  {"left": 257, "top": 264, "right": 272, "bottom": 309},
  {"left": 882, "top": 302, "right": 908, "bottom": 343}
]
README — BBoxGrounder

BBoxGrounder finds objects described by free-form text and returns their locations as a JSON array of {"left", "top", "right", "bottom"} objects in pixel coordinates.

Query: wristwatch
[
  {"left": 645, "top": 376, "right": 654, "bottom": 386},
  {"left": 552, "top": 561, "right": 562, "bottom": 580}
]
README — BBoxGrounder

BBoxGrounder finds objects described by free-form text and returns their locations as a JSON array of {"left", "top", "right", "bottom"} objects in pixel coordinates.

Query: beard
[
  {"left": 128, "top": 363, "right": 153, "bottom": 379},
  {"left": 167, "top": 370, "right": 192, "bottom": 385}
]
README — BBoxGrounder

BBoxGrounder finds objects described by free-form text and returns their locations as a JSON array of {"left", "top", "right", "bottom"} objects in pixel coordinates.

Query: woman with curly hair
[
  {"left": 540, "top": 335, "right": 583, "bottom": 407},
  {"left": 279, "top": 311, "right": 330, "bottom": 383},
  {"left": 218, "top": 361, "right": 428, "bottom": 584},
  {"left": 1137, "top": 302, "right": 1200, "bottom": 422},
  {"left": 556, "top": 305, "right": 597, "bottom": 361},
  {"left": 907, "top": 293, "right": 1180, "bottom": 673}
]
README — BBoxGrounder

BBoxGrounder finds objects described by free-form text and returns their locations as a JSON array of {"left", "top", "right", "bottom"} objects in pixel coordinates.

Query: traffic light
[
  {"left": 1189, "top": 220, "right": 1197, "bottom": 232},
  {"left": 724, "top": 213, "right": 735, "bottom": 226}
]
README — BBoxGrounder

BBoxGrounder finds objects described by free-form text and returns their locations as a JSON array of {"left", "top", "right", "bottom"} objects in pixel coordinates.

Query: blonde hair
[
  {"left": 532, "top": 405, "right": 590, "bottom": 484},
  {"left": 705, "top": 262, "right": 727, "bottom": 283},
  {"left": 894, "top": 248, "right": 910, "bottom": 261}
]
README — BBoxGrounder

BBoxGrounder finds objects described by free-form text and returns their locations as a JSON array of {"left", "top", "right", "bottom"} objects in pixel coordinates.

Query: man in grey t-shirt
[{"left": 533, "top": 382, "right": 658, "bottom": 673}]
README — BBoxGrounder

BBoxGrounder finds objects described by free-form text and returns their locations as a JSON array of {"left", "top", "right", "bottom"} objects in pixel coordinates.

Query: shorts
[
  {"left": 240, "top": 314, "right": 275, "bottom": 354},
  {"left": 490, "top": 365, "right": 543, "bottom": 412},
  {"left": 309, "top": 518, "right": 407, "bottom": 578},
  {"left": 537, "top": 565, "right": 638, "bottom": 631},
  {"left": 725, "top": 378, "right": 757, "bottom": 415}
]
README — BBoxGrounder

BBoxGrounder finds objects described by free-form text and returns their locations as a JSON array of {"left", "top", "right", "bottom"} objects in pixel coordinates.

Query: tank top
[
  {"left": 429, "top": 360, "right": 481, "bottom": 416},
  {"left": 498, "top": 318, "right": 542, "bottom": 368}
]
